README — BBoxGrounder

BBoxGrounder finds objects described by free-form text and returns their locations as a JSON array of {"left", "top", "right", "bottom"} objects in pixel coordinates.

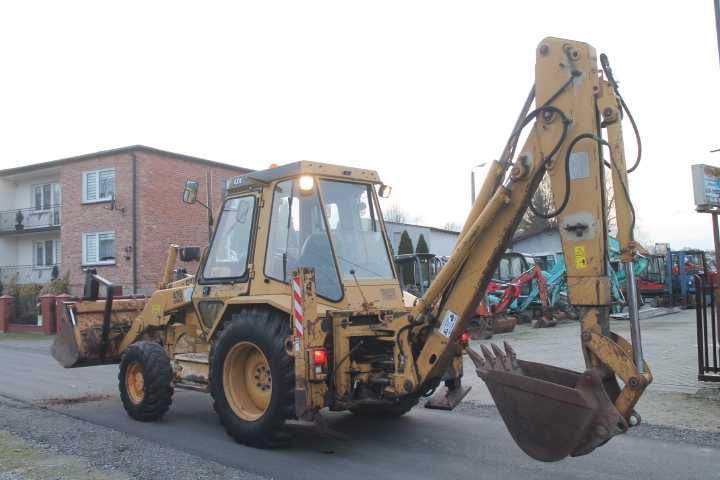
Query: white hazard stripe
[{"left": 292, "top": 276, "right": 304, "bottom": 337}]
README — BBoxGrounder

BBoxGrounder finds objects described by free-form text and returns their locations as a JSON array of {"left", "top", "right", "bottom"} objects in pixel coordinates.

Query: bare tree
[
  {"left": 517, "top": 175, "right": 557, "bottom": 234},
  {"left": 443, "top": 221, "right": 461, "bottom": 232},
  {"left": 383, "top": 205, "right": 408, "bottom": 223}
]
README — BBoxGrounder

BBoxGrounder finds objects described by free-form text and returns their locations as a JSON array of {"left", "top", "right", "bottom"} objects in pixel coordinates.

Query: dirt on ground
[{"left": 0, "top": 430, "right": 128, "bottom": 480}]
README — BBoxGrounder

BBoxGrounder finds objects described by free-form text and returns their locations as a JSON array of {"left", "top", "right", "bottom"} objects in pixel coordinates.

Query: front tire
[
  {"left": 210, "top": 307, "right": 294, "bottom": 448},
  {"left": 118, "top": 341, "right": 174, "bottom": 422}
]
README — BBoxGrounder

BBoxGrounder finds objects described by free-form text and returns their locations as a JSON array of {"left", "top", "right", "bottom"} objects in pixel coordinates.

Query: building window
[
  {"left": 83, "top": 232, "right": 115, "bottom": 265},
  {"left": 34, "top": 240, "right": 59, "bottom": 267},
  {"left": 33, "top": 183, "right": 60, "bottom": 211},
  {"left": 83, "top": 168, "right": 115, "bottom": 203}
]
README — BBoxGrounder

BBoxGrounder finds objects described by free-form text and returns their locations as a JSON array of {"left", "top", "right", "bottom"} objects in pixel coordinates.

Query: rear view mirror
[
  {"left": 179, "top": 246, "right": 202, "bottom": 262},
  {"left": 379, "top": 184, "right": 392, "bottom": 198},
  {"left": 183, "top": 180, "right": 199, "bottom": 204}
]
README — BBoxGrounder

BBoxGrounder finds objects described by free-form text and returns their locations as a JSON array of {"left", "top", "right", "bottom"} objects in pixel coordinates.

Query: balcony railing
[
  {"left": 0, "top": 205, "right": 61, "bottom": 233},
  {"left": 0, "top": 264, "right": 61, "bottom": 286}
]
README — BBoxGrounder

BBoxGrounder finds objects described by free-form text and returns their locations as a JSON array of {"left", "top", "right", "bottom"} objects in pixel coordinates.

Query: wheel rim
[
  {"left": 126, "top": 362, "right": 145, "bottom": 404},
  {"left": 223, "top": 341, "right": 272, "bottom": 421}
]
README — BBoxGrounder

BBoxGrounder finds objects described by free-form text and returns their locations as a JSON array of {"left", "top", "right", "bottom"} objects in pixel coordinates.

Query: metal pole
[
  {"left": 626, "top": 262, "right": 645, "bottom": 371},
  {"left": 713, "top": 213, "right": 720, "bottom": 275},
  {"left": 470, "top": 170, "right": 476, "bottom": 206},
  {"left": 715, "top": 0, "right": 720, "bottom": 66},
  {"left": 206, "top": 170, "right": 214, "bottom": 241},
  {"left": 712, "top": 213, "right": 720, "bottom": 340}
]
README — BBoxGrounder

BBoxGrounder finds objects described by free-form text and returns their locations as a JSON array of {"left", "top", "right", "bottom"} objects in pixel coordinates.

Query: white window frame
[
  {"left": 82, "top": 231, "right": 116, "bottom": 266},
  {"left": 32, "top": 182, "right": 60, "bottom": 211},
  {"left": 82, "top": 168, "right": 115, "bottom": 203},
  {"left": 33, "top": 239, "right": 60, "bottom": 268}
]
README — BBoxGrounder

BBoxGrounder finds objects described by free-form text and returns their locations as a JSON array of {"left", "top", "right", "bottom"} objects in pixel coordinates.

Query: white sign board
[{"left": 692, "top": 164, "right": 720, "bottom": 211}]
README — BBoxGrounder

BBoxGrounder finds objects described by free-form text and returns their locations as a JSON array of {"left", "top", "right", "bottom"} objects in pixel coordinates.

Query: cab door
[{"left": 192, "top": 192, "right": 261, "bottom": 334}]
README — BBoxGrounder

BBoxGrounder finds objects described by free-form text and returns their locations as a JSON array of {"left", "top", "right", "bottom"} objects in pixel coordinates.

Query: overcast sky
[{"left": 1, "top": 1, "right": 718, "bottom": 248}]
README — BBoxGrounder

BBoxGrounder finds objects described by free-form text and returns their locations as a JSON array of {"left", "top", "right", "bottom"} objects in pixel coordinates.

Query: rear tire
[
  {"left": 118, "top": 341, "right": 174, "bottom": 422},
  {"left": 210, "top": 307, "right": 295, "bottom": 448}
]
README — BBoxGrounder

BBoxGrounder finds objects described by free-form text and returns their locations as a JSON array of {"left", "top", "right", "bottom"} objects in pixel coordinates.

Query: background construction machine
[{"left": 52, "top": 37, "right": 650, "bottom": 462}]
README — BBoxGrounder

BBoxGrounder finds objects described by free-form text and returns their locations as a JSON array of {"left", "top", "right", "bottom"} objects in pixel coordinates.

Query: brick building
[{"left": 0, "top": 145, "right": 249, "bottom": 296}]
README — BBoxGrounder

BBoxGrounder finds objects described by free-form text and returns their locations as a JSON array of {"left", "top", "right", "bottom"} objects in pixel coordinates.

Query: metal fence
[
  {"left": 0, "top": 264, "right": 60, "bottom": 287},
  {"left": 12, "top": 289, "right": 40, "bottom": 325},
  {"left": 695, "top": 274, "right": 720, "bottom": 381},
  {"left": 0, "top": 205, "right": 61, "bottom": 233}
]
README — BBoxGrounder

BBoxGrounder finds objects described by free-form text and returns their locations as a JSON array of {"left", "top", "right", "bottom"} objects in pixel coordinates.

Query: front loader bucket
[
  {"left": 468, "top": 343, "right": 627, "bottom": 462},
  {"left": 52, "top": 299, "right": 143, "bottom": 368}
]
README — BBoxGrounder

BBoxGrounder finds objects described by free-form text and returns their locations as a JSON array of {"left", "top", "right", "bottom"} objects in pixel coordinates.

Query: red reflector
[
  {"left": 312, "top": 348, "right": 328, "bottom": 365},
  {"left": 460, "top": 331, "right": 469, "bottom": 346}
]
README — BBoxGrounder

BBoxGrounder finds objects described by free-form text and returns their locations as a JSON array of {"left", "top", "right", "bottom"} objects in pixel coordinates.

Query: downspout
[{"left": 131, "top": 152, "right": 138, "bottom": 294}]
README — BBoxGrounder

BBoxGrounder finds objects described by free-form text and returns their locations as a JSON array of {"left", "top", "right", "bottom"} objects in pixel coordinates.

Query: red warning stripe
[{"left": 292, "top": 276, "right": 304, "bottom": 337}]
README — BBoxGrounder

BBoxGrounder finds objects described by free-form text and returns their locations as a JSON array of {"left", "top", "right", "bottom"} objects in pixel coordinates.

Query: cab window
[
  {"left": 203, "top": 196, "right": 255, "bottom": 280},
  {"left": 319, "top": 180, "right": 394, "bottom": 280},
  {"left": 264, "top": 179, "right": 342, "bottom": 301}
]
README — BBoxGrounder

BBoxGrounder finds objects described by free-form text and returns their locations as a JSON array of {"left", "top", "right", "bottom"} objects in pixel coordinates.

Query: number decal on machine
[{"left": 439, "top": 310, "right": 459, "bottom": 337}]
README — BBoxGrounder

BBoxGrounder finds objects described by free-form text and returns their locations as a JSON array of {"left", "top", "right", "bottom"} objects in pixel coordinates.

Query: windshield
[
  {"left": 319, "top": 180, "right": 394, "bottom": 280},
  {"left": 265, "top": 179, "right": 343, "bottom": 301}
]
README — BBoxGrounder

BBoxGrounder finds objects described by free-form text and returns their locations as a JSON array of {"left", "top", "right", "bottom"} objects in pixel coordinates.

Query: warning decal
[{"left": 574, "top": 246, "right": 588, "bottom": 269}]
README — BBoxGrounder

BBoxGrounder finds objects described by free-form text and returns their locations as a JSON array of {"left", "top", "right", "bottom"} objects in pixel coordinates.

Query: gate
[
  {"left": 13, "top": 289, "right": 39, "bottom": 325},
  {"left": 695, "top": 274, "right": 720, "bottom": 381}
]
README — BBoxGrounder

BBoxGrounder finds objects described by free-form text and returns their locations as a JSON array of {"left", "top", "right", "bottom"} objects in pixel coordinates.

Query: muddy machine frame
[{"left": 53, "top": 37, "right": 650, "bottom": 462}]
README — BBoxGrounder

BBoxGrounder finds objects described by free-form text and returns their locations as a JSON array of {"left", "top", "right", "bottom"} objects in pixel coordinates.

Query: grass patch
[
  {"left": 0, "top": 332, "right": 53, "bottom": 341},
  {"left": 0, "top": 430, "right": 128, "bottom": 479}
]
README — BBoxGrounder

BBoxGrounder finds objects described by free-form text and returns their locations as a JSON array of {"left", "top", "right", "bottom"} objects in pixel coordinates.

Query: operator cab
[
  {"left": 203, "top": 161, "right": 397, "bottom": 304},
  {"left": 264, "top": 175, "right": 394, "bottom": 300}
]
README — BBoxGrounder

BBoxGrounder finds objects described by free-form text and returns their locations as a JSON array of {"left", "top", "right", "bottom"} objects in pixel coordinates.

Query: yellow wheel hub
[
  {"left": 126, "top": 362, "right": 145, "bottom": 404},
  {"left": 223, "top": 341, "right": 272, "bottom": 421}
]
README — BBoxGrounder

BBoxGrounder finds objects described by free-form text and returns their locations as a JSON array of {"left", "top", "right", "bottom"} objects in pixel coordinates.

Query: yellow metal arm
[{"left": 406, "top": 37, "right": 650, "bottom": 460}]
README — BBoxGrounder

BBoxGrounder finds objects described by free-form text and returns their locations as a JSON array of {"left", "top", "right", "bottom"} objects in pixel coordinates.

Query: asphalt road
[
  {"left": 1, "top": 333, "right": 719, "bottom": 479},
  {"left": 49, "top": 391, "right": 719, "bottom": 480}
]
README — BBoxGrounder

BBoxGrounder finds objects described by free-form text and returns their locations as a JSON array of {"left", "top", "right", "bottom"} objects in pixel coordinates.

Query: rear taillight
[
  {"left": 460, "top": 331, "right": 469, "bottom": 347},
  {"left": 311, "top": 348, "right": 328, "bottom": 366}
]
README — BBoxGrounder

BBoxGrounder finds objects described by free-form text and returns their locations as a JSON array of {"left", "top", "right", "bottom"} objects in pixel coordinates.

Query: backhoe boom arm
[{"left": 407, "top": 37, "right": 651, "bottom": 461}]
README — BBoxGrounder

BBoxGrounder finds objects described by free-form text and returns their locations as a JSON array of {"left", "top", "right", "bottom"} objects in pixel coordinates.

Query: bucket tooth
[{"left": 467, "top": 343, "right": 628, "bottom": 462}]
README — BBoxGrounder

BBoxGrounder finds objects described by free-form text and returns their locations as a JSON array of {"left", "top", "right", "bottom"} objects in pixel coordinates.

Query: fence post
[
  {"left": 0, "top": 295, "right": 14, "bottom": 333},
  {"left": 39, "top": 294, "right": 57, "bottom": 335}
]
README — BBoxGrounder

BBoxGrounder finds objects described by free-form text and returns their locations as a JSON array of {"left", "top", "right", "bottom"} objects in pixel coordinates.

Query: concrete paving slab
[{"left": 462, "top": 309, "right": 720, "bottom": 432}]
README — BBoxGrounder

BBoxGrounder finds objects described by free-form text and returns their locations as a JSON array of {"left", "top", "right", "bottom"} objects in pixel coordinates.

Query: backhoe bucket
[
  {"left": 468, "top": 342, "right": 627, "bottom": 462},
  {"left": 52, "top": 298, "right": 143, "bottom": 368}
]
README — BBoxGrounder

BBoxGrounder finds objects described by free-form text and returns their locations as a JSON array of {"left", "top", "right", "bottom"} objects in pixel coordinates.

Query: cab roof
[{"left": 226, "top": 161, "right": 382, "bottom": 193}]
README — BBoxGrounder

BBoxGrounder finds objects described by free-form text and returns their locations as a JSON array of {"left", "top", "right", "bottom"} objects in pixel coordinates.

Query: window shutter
[
  {"left": 85, "top": 172, "right": 98, "bottom": 202},
  {"left": 85, "top": 233, "right": 98, "bottom": 264}
]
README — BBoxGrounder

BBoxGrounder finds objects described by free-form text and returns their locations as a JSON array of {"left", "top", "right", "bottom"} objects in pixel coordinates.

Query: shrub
[
  {"left": 416, "top": 234, "right": 429, "bottom": 254},
  {"left": 42, "top": 271, "right": 71, "bottom": 295}
]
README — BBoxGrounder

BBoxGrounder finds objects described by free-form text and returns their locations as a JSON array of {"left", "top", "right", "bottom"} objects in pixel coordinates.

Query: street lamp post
[{"left": 470, "top": 163, "right": 486, "bottom": 207}]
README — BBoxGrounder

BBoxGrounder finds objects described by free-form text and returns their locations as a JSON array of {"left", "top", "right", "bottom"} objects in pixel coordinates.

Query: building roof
[
  {"left": 384, "top": 220, "right": 460, "bottom": 236},
  {"left": 511, "top": 224, "right": 558, "bottom": 243},
  {"left": 0, "top": 145, "right": 252, "bottom": 177}
]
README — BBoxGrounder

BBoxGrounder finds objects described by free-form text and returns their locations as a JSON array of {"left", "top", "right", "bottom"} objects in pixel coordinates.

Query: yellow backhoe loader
[{"left": 52, "top": 37, "right": 650, "bottom": 462}]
